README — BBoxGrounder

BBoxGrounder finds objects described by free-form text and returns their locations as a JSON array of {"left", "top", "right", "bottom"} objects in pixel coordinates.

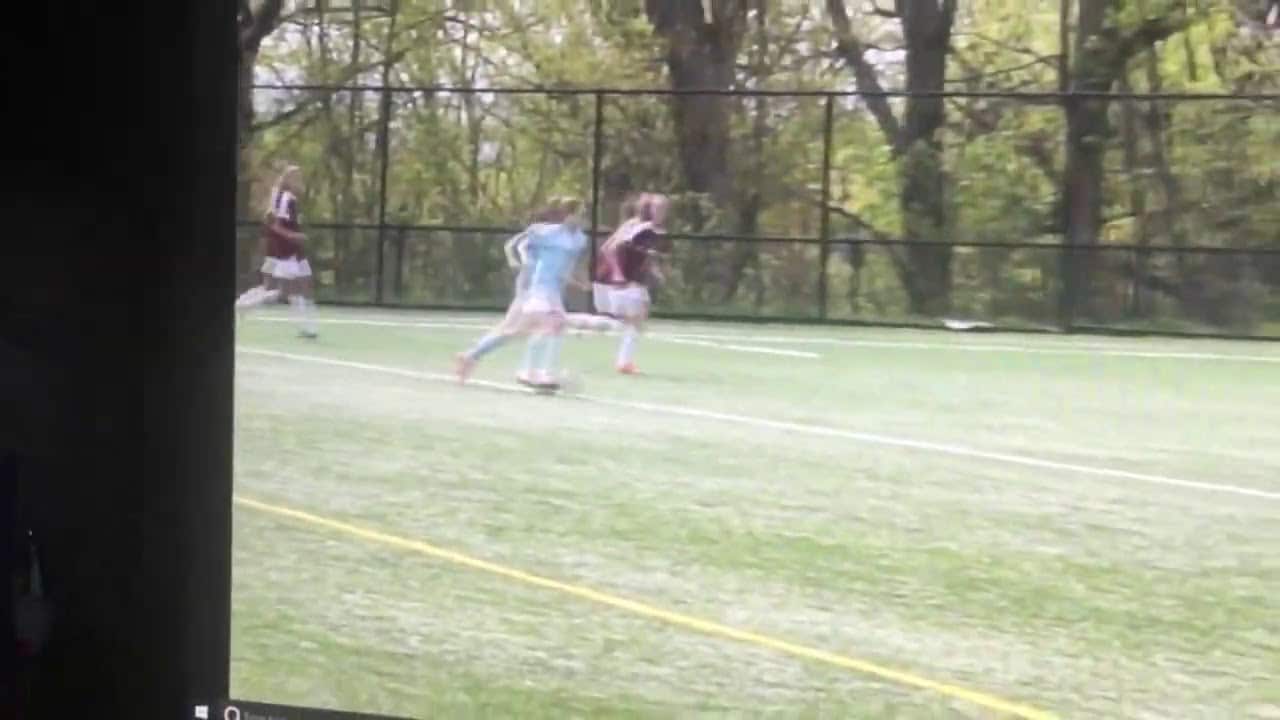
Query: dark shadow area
[{"left": 2, "top": 1, "right": 235, "bottom": 717}]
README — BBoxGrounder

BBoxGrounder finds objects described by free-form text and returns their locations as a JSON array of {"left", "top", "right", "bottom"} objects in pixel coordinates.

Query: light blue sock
[
  {"left": 540, "top": 333, "right": 564, "bottom": 375},
  {"left": 465, "top": 333, "right": 507, "bottom": 361},
  {"left": 531, "top": 333, "right": 556, "bottom": 375},
  {"left": 520, "top": 335, "right": 544, "bottom": 375}
]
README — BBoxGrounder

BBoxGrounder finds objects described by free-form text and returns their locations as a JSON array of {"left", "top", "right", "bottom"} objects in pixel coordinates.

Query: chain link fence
[{"left": 238, "top": 85, "right": 1280, "bottom": 339}]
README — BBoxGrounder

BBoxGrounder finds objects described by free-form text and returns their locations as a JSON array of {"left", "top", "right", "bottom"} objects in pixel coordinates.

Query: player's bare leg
[
  {"left": 235, "top": 267, "right": 281, "bottom": 314},
  {"left": 456, "top": 298, "right": 528, "bottom": 383},
  {"left": 565, "top": 312, "right": 621, "bottom": 334}
]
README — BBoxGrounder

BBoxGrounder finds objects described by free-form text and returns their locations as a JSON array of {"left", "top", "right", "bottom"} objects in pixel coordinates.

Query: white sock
[
  {"left": 238, "top": 286, "right": 282, "bottom": 309},
  {"left": 291, "top": 295, "right": 317, "bottom": 334},
  {"left": 235, "top": 286, "right": 264, "bottom": 309},
  {"left": 617, "top": 327, "right": 638, "bottom": 366}
]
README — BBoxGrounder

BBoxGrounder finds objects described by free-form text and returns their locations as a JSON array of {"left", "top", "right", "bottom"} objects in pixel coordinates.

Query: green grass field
[{"left": 231, "top": 307, "right": 1280, "bottom": 719}]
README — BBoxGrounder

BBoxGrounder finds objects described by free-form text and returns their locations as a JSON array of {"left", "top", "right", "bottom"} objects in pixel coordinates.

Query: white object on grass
[{"left": 942, "top": 318, "right": 996, "bottom": 331}]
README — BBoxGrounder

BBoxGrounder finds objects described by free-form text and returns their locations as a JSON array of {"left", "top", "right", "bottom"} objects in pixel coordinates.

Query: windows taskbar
[{"left": 195, "top": 700, "right": 414, "bottom": 720}]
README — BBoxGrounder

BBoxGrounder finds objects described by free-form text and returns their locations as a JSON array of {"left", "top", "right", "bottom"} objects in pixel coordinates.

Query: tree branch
[
  {"left": 250, "top": 50, "right": 409, "bottom": 133},
  {"left": 240, "top": 0, "right": 286, "bottom": 52},
  {"left": 957, "top": 32, "right": 1053, "bottom": 60},
  {"left": 807, "top": 196, "right": 899, "bottom": 244},
  {"left": 825, "top": 0, "right": 902, "bottom": 152},
  {"left": 1114, "top": 12, "right": 1196, "bottom": 66},
  {"left": 871, "top": 2, "right": 898, "bottom": 19},
  {"left": 947, "top": 55, "right": 1059, "bottom": 85}
]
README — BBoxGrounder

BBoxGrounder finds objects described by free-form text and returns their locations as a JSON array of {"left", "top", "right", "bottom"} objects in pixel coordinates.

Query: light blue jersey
[{"left": 526, "top": 223, "right": 587, "bottom": 294}]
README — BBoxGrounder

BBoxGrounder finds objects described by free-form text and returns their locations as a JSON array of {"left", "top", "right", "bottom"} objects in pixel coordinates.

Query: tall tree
[
  {"left": 645, "top": 0, "right": 748, "bottom": 207},
  {"left": 238, "top": 0, "right": 288, "bottom": 220},
  {"left": 1059, "top": 0, "right": 1197, "bottom": 323},
  {"left": 828, "top": 0, "right": 958, "bottom": 316}
]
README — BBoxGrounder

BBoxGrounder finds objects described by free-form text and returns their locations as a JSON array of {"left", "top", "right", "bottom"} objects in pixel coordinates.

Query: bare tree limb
[
  {"left": 957, "top": 32, "right": 1054, "bottom": 60},
  {"left": 826, "top": 0, "right": 901, "bottom": 151},
  {"left": 241, "top": 0, "right": 286, "bottom": 52},
  {"left": 871, "top": 2, "right": 898, "bottom": 19},
  {"left": 947, "top": 55, "right": 1059, "bottom": 85},
  {"left": 250, "top": 50, "right": 409, "bottom": 133},
  {"left": 1113, "top": 12, "right": 1197, "bottom": 65}
]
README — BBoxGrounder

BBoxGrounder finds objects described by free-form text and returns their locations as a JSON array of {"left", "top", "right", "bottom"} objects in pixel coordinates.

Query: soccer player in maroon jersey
[
  {"left": 595, "top": 192, "right": 668, "bottom": 374},
  {"left": 247, "top": 165, "right": 318, "bottom": 338},
  {"left": 235, "top": 175, "right": 289, "bottom": 314}
]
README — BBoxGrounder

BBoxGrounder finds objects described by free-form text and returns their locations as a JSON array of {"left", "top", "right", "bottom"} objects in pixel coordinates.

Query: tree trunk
[
  {"left": 236, "top": 50, "right": 260, "bottom": 290},
  {"left": 720, "top": 0, "right": 768, "bottom": 305},
  {"left": 646, "top": 0, "right": 745, "bottom": 211},
  {"left": 896, "top": 0, "right": 956, "bottom": 316},
  {"left": 1060, "top": 0, "right": 1113, "bottom": 325},
  {"left": 236, "top": 0, "right": 286, "bottom": 289},
  {"left": 373, "top": 5, "right": 399, "bottom": 302},
  {"left": 1118, "top": 75, "right": 1149, "bottom": 318},
  {"left": 827, "top": 0, "right": 956, "bottom": 317},
  {"left": 336, "top": 5, "right": 364, "bottom": 295},
  {"left": 1059, "top": 0, "right": 1193, "bottom": 325}
]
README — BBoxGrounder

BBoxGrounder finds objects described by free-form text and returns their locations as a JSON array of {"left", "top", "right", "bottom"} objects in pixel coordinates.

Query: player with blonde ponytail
[{"left": 235, "top": 164, "right": 318, "bottom": 338}]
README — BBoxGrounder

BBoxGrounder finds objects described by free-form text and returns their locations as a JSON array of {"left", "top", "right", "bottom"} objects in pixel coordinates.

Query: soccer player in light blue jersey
[
  {"left": 455, "top": 198, "right": 584, "bottom": 385},
  {"left": 516, "top": 197, "right": 589, "bottom": 389}
]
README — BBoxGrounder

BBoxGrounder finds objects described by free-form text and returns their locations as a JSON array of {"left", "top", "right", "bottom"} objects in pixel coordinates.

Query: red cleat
[{"left": 617, "top": 362, "right": 637, "bottom": 375}]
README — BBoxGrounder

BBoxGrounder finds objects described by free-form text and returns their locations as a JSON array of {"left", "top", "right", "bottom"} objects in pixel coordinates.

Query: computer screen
[{"left": 224, "top": 2, "right": 1280, "bottom": 719}]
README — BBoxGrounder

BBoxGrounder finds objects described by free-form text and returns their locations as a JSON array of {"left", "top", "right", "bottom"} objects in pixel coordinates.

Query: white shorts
[
  {"left": 260, "top": 257, "right": 277, "bottom": 275},
  {"left": 521, "top": 288, "right": 565, "bottom": 316},
  {"left": 592, "top": 283, "right": 650, "bottom": 318},
  {"left": 270, "top": 256, "right": 313, "bottom": 280}
]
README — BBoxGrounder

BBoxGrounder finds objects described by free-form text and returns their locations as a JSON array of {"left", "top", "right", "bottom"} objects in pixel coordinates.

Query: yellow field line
[{"left": 235, "top": 494, "right": 1057, "bottom": 719}]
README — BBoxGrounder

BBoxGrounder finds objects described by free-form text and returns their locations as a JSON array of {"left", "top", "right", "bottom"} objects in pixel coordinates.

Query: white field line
[
  {"left": 237, "top": 347, "right": 1280, "bottom": 503},
  {"left": 251, "top": 316, "right": 820, "bottom": 359},
  {"left": 248, "top": 314, "right": 1280, "bottom": 364},
  {"left": 661, "top": 332, "right": 1280, "bottom": 364},
  {"left": 650, "top": 336, "right": 821, "bottom": 359}
]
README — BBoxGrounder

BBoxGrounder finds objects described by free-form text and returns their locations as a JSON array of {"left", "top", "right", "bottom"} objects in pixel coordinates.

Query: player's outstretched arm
[{"left": 504, "top": 231, "right": 529, "bottom": 269}]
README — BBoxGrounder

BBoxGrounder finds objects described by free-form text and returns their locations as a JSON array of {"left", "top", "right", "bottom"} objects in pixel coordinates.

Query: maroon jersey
[
  {"left": 266, "top": 190, "right": 305, "bottom": 259},
  {"left": 618, "top": 228, "right": 658, "bottom": 283}
]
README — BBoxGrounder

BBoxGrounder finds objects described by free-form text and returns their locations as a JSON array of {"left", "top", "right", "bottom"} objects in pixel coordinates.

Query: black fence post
[
  {"left": 589, "top": 91, "right": 605, "bottom": 308},
  {"left": 373, "top": 86, "right": 393, "bottom": 306},
  {"left": 818, "top": 94, "right": 835, "bottom": 320}
]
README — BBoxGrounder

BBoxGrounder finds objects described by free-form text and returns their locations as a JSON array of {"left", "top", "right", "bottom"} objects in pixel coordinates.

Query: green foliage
[{"left": 238, "top": 0, "right": 1280, "bottom": 335}]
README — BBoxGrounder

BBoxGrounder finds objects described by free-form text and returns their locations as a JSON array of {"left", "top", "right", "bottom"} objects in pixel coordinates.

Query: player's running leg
[
  {"left": 235, "top": 259, "right": 281, "bottom": 313},
  {"left": 290, "top": 258, "right": 318, "bottom": 339},
  {"left": 456, "top": 266, "right": 532, "bottom": 383},
  {"left": 565, "top": 312, "right": 621, "bottom": 333},
  {"left": 456, "top": 308, "right": 523, "bottom": 383},
  {"left": 519, "top": 311, "right": 565, "bottom": 388},
  {"left": 614, "top": 285, "right": 650, "bottom": 374}
]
